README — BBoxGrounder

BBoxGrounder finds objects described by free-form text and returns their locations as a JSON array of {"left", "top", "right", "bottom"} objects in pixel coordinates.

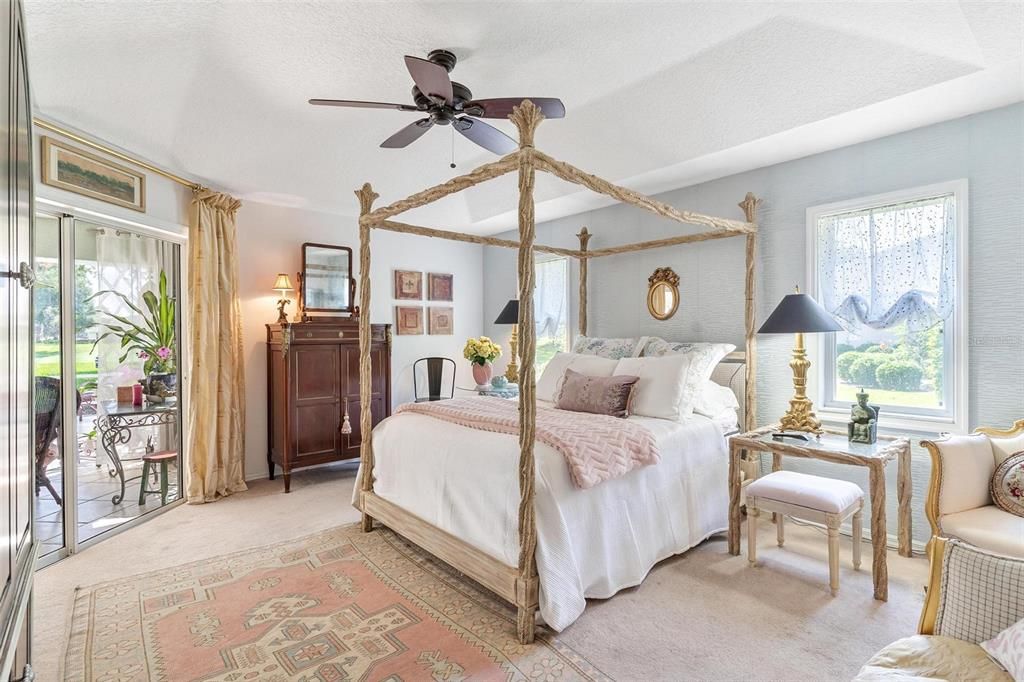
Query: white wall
[
  {"left": 484, "top": 103, "right": 1024, "bottom": 548},
  {"left": 237, "top": 201, "right": 483, "bottom": 481},
  {"left": 33, "top": 121, "right": 191, "bottom": 236}
]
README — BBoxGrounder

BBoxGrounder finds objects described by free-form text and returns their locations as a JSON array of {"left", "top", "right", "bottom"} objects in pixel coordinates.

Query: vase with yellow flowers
[{"left": 463, "top": 336, "right": 502, "bottom": 387}]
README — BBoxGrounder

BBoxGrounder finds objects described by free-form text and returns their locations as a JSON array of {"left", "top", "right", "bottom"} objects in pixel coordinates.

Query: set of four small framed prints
[{"left": 394, "top": 270, "right": 453, "bottom": 335}]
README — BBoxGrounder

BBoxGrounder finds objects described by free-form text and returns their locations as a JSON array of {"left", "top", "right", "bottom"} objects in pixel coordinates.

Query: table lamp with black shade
[
  {"left": 758, "top": 286, "right": 843, "bottom": 435},
  {"left": 494, "top": 299, "right": 520, "bottom": 384}
]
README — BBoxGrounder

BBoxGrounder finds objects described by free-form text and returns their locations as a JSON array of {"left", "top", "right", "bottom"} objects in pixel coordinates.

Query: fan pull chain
[{"left": 450, "top": 127, "right": 456, "bottom": 169}]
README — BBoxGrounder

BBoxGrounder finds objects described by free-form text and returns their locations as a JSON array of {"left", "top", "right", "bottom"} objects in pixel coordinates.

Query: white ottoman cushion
[{"left": 747, "top": 471, "right": 864, "bottom": 513}]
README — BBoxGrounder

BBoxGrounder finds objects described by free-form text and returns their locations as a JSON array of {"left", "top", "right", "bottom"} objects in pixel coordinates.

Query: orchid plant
[{"left": 90, "top": 270, "right": 176, "bottom": 375}]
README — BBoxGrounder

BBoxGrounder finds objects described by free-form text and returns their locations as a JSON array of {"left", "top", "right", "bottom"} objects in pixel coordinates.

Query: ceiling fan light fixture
[{"left": 309, "top": 49, "right": 565, "bottom": 155}]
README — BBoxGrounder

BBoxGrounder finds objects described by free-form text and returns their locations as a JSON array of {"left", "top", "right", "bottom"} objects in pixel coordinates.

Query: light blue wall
[{"left": 484, "top": 103, "right": 1024, "bottom": 548}]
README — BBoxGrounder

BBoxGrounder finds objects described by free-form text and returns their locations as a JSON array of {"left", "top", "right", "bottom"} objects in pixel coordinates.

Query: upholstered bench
[{"left": 746, "top": 470, "right": 865, "bottom": 596}]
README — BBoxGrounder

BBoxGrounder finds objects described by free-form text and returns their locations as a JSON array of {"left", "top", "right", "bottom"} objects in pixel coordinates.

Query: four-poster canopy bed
[{"left": 354, "top": 100, "right": 760, "bottom": 644}]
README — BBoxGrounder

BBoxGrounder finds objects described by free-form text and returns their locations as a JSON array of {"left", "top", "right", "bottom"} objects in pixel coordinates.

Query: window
[
  {"left": 534, "top": 257, "right": 570, "bottom": 372},
  {"left": 808, "top": 181, "right": 967, "bottom": 431}
]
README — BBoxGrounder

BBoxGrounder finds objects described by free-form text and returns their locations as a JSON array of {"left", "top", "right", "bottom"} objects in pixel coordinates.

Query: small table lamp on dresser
[
  {"left": 272, "top": 273, "right": 294, "bottom": 324},
  {"left": 494, "top": 299, "right": 520, "bottom": 383},
  {"left": 758, "top": 286, "right": 842, "bottom": 434}
]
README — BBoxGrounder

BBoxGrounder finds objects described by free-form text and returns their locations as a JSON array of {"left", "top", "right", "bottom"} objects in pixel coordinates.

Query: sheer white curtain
[
  {"left": 818, "top": 195, "right": 956, "bottom": 333},
  {"left": 534, "top": 257, "right": 568, "bottom": 354},
  {"left": 93, "top": 229, "right": 175, "bottom": 402}
]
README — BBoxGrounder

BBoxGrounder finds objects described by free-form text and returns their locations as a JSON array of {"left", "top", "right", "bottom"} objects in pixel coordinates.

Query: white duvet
[{"left": 354, "top": 402, "right": 729, "bottom": 631}]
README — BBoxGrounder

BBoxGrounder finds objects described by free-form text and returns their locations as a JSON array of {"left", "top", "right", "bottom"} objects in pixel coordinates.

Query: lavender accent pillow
[{"left": 555, "top": 368, "right": 639, "bottom": 418}]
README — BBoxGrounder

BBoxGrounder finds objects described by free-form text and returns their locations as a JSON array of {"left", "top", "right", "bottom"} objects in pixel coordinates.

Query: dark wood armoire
[{"left": 266, "top": 318, "right": 391, "bottom": 492}]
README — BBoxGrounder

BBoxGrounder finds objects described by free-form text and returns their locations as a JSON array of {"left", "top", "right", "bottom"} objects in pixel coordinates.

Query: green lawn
[
  {"left": 836, "top": 382, "right": 941, "bottom": 409},
  {"left": 34, "top": 341, "right": 98, "bottom": 386},
  {"left": 534, "top": 338, "right": 564, "bottom": 373}
]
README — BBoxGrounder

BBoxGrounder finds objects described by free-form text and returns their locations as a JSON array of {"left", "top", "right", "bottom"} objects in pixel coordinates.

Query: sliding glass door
[{"left": 33, "top": 210, "right": 184, "bottom": 565}]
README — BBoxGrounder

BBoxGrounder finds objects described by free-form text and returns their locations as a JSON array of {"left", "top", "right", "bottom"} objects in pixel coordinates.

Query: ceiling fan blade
[
  {"left": 380, "top": 118, "right": 434, "bottom": 148},
  {"left": 453, "top": 117, "right": 517, "bottom": 155},
  {"left": 404, "top": 56, "right": 453, "bottom": 105},
  {"left": 309, "top": 98, "right": 421, "bottom": 111},
  {"left": 462, "top": 97, "right": 565, "bottom": 119}
]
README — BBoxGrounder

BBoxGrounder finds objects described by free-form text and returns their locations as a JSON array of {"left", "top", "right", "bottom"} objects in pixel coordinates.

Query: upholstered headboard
[{"left": 710, "top": 351, "right": 746, "bottom": 433}]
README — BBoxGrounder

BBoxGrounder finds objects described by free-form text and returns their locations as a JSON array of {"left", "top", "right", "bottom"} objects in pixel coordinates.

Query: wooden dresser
[{"left": 266, "top": 318, "right": 391, "bottom": 492}]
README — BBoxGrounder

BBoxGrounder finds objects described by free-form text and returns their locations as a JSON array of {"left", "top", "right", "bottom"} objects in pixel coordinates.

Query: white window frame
[{"left": 806, "top": 179, "right": 968, "bottom": 434}]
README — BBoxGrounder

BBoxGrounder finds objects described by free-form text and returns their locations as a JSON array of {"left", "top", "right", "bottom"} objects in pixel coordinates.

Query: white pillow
[
  {"left": 613, "top": 355, "right": 696, "bottom": 421},
  {"left": 641, "top": 339, "right": 736, "bottom": 418},
  {"left": 693, "top": 381, "right": 740, "bottom": 418},
  {"left": 536, "top": 352, "right": 618, "bottom": 403},
  {"left": 981, "top": 617, "right": 1024, "bottom": 679}
]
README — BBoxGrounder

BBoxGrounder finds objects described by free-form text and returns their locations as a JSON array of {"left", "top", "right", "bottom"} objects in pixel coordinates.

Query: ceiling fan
[{"left": 310, "top": 49, "right": 565, "bottom": 156}]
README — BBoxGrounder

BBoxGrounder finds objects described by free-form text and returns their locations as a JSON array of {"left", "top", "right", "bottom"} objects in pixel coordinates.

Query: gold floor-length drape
[{"left": 187, "top": 189, "right": 247, "bottom": 502}]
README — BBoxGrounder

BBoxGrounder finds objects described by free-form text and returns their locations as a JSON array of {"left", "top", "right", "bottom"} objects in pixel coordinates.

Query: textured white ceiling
[{"left": 24, "top": 1, "right": 1024, "bottom": 233}]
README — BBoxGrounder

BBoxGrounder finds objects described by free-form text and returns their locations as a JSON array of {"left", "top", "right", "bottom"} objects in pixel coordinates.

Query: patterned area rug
[{"left": 64, "top": 524, "right": 607, "bottom": 681}]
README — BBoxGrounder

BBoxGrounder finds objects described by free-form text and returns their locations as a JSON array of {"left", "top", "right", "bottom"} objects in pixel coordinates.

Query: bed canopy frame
[{"left": 355, "top": 100, "right": 760, "bottom": 644}]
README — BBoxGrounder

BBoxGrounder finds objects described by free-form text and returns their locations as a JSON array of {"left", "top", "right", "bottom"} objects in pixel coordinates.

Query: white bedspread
[{"left": 354, "top": 403, "right": 728, "bottom": 631}]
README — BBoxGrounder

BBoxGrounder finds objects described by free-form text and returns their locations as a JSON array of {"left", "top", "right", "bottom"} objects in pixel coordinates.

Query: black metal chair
[{"left": 413, "top": 357, "right": 456, "bottom": 402}]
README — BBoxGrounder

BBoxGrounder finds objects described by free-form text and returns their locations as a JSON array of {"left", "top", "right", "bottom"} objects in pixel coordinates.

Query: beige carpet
[{"left": 36, "top": 464, "right": 928, "bottom": 681}]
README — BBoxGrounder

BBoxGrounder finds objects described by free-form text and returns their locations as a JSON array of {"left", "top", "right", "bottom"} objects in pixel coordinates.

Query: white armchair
[{"left": 921, "top": 419, "right": 1024, "bottom": 558}]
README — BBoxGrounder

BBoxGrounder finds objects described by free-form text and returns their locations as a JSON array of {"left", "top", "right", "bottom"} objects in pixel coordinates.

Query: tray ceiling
[{"left": 24, "top": 1, "right": 1023, "bottom": 234}]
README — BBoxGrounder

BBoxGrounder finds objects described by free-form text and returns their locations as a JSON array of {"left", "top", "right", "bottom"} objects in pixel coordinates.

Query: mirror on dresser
[{"left": 300, "top": 242, "right": 354, "bottom": 319}]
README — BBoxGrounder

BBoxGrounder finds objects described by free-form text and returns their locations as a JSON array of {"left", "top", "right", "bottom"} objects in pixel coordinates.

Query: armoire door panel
[
  {"left": 294, "top": 402, "right": 340, "bottom": 458},
  {"left": 342, "top": 395, "right": 384, "bottom": 454},
  {"left": 293, "top": 346, "right": 338, "bottom": 401}
]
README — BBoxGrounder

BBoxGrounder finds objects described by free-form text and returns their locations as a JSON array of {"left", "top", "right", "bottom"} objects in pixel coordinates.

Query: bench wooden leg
[
  {"left": 776, "top": 514, "right": 785, "bottom": 547},
  {"left": 747, "top": 505, "right": 759, "bottom": 566},
  {"left": 827, "top": 513, "right": 840, "bottom": 596},
  {"left": 159, "top": 460, "right": 169, "bottom": 505},
  {"left": 852, "top": 504, "right": 863, "bottom": 571},
  {"left": 138, "top": 460, "right": 150, "bottom": 505}
]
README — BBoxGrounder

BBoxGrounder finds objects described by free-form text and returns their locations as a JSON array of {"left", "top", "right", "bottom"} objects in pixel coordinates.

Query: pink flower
[
  {"left": 156, "top": 346, "right": 171, "bottom": 359},
  {"left": 138, "top": 351, "right": 149, "bottom": 360}
]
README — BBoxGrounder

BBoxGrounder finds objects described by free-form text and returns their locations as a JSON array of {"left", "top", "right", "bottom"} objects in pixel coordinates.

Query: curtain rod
[{"left": 33, "top": 117, "right": 207, "bottom": 192}]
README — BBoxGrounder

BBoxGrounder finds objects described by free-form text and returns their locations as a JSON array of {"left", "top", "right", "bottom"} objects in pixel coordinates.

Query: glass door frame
[{"left": 36, "top": 199, "right": 189, "bottom": 567}]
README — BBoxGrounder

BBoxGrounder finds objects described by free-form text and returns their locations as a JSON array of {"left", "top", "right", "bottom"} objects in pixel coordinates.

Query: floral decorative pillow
[
  {"left": 981, "top": 616, "right": 1024, "bottom": 679},
  {"left": 640, "top": 338, "right": 736, "bottom": 418},
  {"left": 991, "top": 451, "right": 1024, "bottom": 518},
  {"left": 572, "top": 335, "right": 646, "bottom": 360}
]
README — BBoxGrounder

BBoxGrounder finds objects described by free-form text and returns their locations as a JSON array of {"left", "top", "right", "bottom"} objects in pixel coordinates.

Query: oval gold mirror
[{"left": 647, "top": 267, "right": 680, "bottom": 320}]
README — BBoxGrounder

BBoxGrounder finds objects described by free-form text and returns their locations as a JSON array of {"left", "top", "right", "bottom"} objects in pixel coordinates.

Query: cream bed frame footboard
[
  {"left": 360, "top": 492, "right": 539, "bottom": 622},
  {"left": 353, "top": 100, "right": 759, "bottom": 644}
]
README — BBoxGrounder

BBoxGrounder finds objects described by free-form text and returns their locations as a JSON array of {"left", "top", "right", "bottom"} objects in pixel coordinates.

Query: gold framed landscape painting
[{"left": 41, "top": 136, "right": 146, "bottom": 212}]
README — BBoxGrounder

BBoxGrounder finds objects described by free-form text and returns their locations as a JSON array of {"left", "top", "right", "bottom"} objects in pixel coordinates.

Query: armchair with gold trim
[
  {"left": 920, "top": 419, "right": 1024, "bottom": 558},
  {"left": 855, "top": 537, "right": 1022, "bottom": 681}
]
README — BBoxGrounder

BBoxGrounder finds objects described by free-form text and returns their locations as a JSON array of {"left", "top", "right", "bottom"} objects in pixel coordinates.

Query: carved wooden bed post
[
  {"left": 738, "top": 192, "right": 761, "bottom": 431},
  {"left": 356, "top": 182, "right": 379, "bottom": 532},
  {"left": 577, "top": 227, "right": 590, "bottom": 336},
  {"left": 510, "top": 100, "right": 543, "bottom": 643}
]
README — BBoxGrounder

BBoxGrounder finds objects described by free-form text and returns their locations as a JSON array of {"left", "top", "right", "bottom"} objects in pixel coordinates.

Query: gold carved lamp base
[
  {"left": 778, "top": 332, "right": 823, "bottom": 434},
  {"left": 505, "top": 324, "right": 520, "bottom": 383}
]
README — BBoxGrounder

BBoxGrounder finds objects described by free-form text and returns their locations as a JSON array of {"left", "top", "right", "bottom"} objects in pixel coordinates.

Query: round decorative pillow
[{"left": 990, "top": 451, "right": 1024, "bottom": 518}]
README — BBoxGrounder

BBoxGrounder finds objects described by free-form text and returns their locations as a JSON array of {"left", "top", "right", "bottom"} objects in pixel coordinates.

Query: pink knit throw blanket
[{"left": 395, "top": 397, "right": 660, "bottom": 489}]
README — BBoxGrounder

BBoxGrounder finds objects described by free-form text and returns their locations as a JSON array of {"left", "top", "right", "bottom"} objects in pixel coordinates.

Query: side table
[{"left": 728, "top": 425, "right": 912, "bottom": 601}]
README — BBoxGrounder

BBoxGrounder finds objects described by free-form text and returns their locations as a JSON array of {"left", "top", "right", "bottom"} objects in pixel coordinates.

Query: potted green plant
[{"left": 89, "top": 271, "right": 176, "bottom": 401}]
